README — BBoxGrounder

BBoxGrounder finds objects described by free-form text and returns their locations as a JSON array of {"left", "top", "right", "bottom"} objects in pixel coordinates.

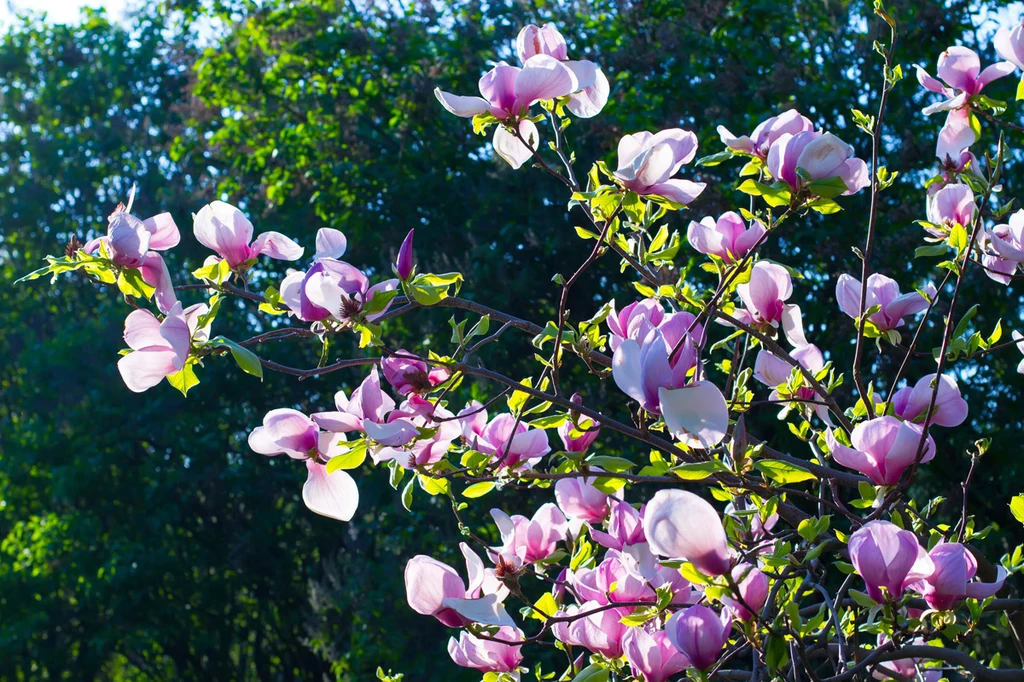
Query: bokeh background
[{"left": 2, "top": 0, "right": 1024, "bottom": 679}]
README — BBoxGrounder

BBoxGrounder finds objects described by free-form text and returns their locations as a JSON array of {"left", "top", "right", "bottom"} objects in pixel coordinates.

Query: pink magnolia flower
[
  {"left": 872, "top": 636, "right": 942, "bottom": 682},
  {"left": 980, "top": 219, "right": 1023, "bottom": 285},
  {"left": 623, "top": 628, "right": 691, "bottom": 682},
  {"left": 301, "top": 258, "right": 399, "bottom": 325},
  {"left": 515, "top": 23, "right": 609, "bottom": 119},
  {"left": 278, "top": 228, "right": 354, "bottom": 322},
  {"left": 434, "top": 56, "right": 579, "bottom": 168},
  {"left": 247, "top": 409, "right": 360, "bottom": 521},
  {"left": 721, "top": 563, "right": 769, "bottom": 621},
  {"left": 996, "top": 20, "right": 1024, "bottom": 71},
  {"left": 644, "top": 489, "right": 731, "bottom": 576},
  {"left": 312, "top": 368, "right": 419, "bottom": 447},
  {"left": 457, "top": 405, "right": 551, "bottom": 470},
  {"left": 571, "top": 552, "right": 656, "bottom": 605},
  {"left": 193, "top": 201, "right": 303, "bottom": 269},
  {"left": 591, "top": 498, "right": 646, "bottom": 550},
  {"left": 925, "top": 183, "right": 976, "bottom": 236},
  {"left": 447, "top": 627, "right": 523, "bottom": 673},
  {"left": 891, "top": 374, "right": 968, "bottom": 427},
  {"left": 395, "top": 229, "right": 415, "bottom": 280},
  {"left": 753, "top": 343, "right": 830, "bottom": 423},
  {"left": 84, "top": 189, "right": 180, "bottom": 313},
  {"left": 905, "top": 542, "right": 1006, "bottom": 611},
  {"left": 827, "top": 416, "right": 935, "bottom": 486},
  {"left": 613, "top": 129, "right": 706, "bottom": 205},
  {"left": 718, "top": 109, "right": 814, "bottom": 159},
  {"left": 557, "top": 393, "right": 600, "bottom": 452},
  {"left": 404, "top": 542, "right": 513, "bottom": 628},
  {"left": 665, "top": 604, "right": 732, "bottom": 671},
  {"left": 117, "top": 302, "right": 207, "bottom": 392},
  {"left": 849, "top": 521, "right": 926, "bottom": 603},
  {"left": 373, "top": 395, "right": 463, "bottom": 469},
  {"left": 687, "top": 211, "right": 766, "bottom": 263},
  {"left": 835, "top": 273, "right": 934, "bottom": 333},
  {"left": 916, "top": 47, "right": 1015, "bottom": 161},
  {"left": 381, "top": 351, "right": 450, "bottom": 395},
  {"left": 736, "top": 261, "right": 793, "bottom": 326},
  {"left": 765, "top": 131, "right": 869, "bottom": 195},
  {"left": 928, "top": 149, "right": 983, "bottom": 196},
  {"left": 606, "top": 298, "right": 665, "bottom": 352},
  {"left": 490, "top": 503, "right": 567, "bottom": 568},
  {"left": 554, "top": 474, "right": 617, "bottom": 524},
  {"left": 552, "top": 601, "right": 630, "bottom": 658}
]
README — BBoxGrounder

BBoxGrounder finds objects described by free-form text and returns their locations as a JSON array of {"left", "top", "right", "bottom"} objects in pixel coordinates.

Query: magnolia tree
[{"left": 20, "top": 6, "right": 1024, "bottom": 681}]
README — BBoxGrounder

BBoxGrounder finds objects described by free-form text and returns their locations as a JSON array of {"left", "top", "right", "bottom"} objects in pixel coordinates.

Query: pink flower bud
[
  {"left": 643, "top": 490, "right": 732, "bottom": 576},
  {"left": 848, "top": 521, "right": 922, "bottom": 603},
  {"left": 623, "top": 628, "right": 691, "bottom": 682},
  {"left": 558, "top": 393, "right": 600, "bottom": 452},
  {"left": 722, "top": 563, "right": 769, "bottom": 621},
  {"left": 447, "top": 627, "right": 523, "bottom": 673},
  {"left": 665, "top": 604, "right": 732, "bottom": 670},
  {"left": 396, "top": 229, "right": 414, "bottom": 280}
]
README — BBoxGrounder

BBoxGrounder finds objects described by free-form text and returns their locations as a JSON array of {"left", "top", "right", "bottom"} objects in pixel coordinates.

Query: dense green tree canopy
[{"left": 2, "top": 0, "right": 1023, "bottom": 679}]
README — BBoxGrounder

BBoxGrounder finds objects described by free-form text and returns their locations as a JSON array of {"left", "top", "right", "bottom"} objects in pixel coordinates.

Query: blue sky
[{"left": 0, "top": 0, "right": 128, "bottom": 27}]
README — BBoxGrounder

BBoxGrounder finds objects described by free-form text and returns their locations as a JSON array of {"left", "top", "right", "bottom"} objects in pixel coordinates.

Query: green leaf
[
  {"left": 463, "top": 481, "right": 495, "bottom": 499},
  {"left": 407, "top": 272, "right": 463, "bottom": 306},
  {"left": 401, "top": 477, "right": 415, "bottom": 511},
  {"left": 915, "top": 243, "right": 948, "bottom": 258},
  {"left": 325, "top": 441, "right": 367, "bottom": 472},
  {"left": 805, "top": 175, "right": 849, "bottom": 199},
  {"left": 166, "top": 360, "right": 200, "bottom": 396},
  {"left": 571, "top": 665, "right": 609, "bottom": 682},
  {"left": 208, "top": 336, "right": 264, "bottom": 379},
  {"left": 806, "top": 197, "right": 842, "bottom": 214},
  {"left": 529, "top": 592, "right": 557, "bottom": 621},
  {"left": 754, "top": 459, "right": 817, "bottom": 484},
  {"left": 948, "top": 222, "right": 969, "bottom": 254},
  {"left": 1010, "top": 495, "right": 1024, "bottom": 524},
  {"left": 670, "top": 460, "right": 728, "bottom": 481},
  {"left": 259, "top": 286, "right": 289, "bottom": 315},
  {"left": 117, "top": 268, "right": 156, "bottom": 299},
  {"left": 696, "top": 150, "right": 735, "bottom": 167},
  {"left": 1017, "top": 76, "right": 1024, "bottom": 101},
  {"left": 417, "top": 474, "right": 450, "bottom": 496},
  {"left": 191, "top": 257, "right": 232, "bottom": 284},
  {"left": 585, "top": 456, "right": 635, "bottom": 472},
  {"left": 362, "top": 288, "right": 401, "bottom": 316}
]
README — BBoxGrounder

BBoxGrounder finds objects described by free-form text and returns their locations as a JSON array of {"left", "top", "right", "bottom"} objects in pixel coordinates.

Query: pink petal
[
  {"left": 658, "top": 382, "right": 728, "bottom": 449},
  {"left": 976, "top": 61, "right": 1016, "bottom": 90},
  {"left": 139, "top": 252, "right": 178, "bottom": 314},
  {"left": 566, "top": 61, "right": 609, "bottom": 118},
  {"left": 493, "top": 119, "right": 538, "bottom": 170},
  {"left": 433, "top": 88, "right": 492, "bottom": 118},
  {"left": 142, "top": 212, "right": 180, "bottom": 251},
  {"left": 123, "top": 308, "right": 165, "bottom": 351},
  {"left": 251, "top": 231, "right": 304, "bottom": 261},
  {"left": 936, "top": 106, "right": 977, "bottom": 163},
  {"left": 363, "top": 419, "right": 419, "bottom": 447},
  {"left": 117, "top": 347, "right": 180, "bottom": 393},
  {"left": 513, "top": 54, "right": 578, "bottom": 110},
  {"left": 302, "top": 461, "right": 359, "bottom": 521},
  {"left": 644, "top": 489, "right": 731, "bottom": 576},
  {"left": 645, "top": 179, "right": 706, "bottom": 205},
  {"left": 315, "top": 227, "right": 347, "bottom": 260},
  {"left": 193, "top": 201, "right": 254, "bottom": 267},
  {"left": 937, "top": 46, "right": 981, "bottom": 92}
]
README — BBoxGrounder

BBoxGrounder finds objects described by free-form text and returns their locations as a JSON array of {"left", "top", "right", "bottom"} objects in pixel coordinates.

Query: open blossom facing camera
[
  {"left": 193, "top": 200, "right": 304, "bottom": 269},
  {"left": 687, "top": 211, "right": 766, "bottom": 263},
  {"left": 925, "top": 182, "right": 976, "bottom": 236},
  {"left": 117, "top": 301, "right": 205, "bottom": 392},
  {"left": 613, "top": 129, "right": 706, "bottom": 205}
]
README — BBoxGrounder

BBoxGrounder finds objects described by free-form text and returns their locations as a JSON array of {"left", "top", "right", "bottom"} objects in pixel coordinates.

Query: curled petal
[{"left": 303, "top": 461, "right": 359, "bottom": 521}]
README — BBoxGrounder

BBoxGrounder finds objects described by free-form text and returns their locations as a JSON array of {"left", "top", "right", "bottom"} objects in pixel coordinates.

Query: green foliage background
[{"left": 1, "top": 0, "right": 1022, "bottom": 678}]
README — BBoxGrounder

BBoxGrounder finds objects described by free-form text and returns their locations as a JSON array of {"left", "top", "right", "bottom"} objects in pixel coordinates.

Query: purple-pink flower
[
  {"left": 766, "top": 131, "right": 869, "bottom": 195},
  {"left": 557, "top": 393, "right": 601, "bottom": 452},
  {"left": 827, "top": 416, "right": 935, "bottom": 486},
  {"left": 722, "top": 563, "right": 770, "bottom": 621},
  {"left": 996, "top": 20, "right": 1024, "bottom": 71},
  {"left": 117, "top": 302, "right": 207, "bottom": 392},
  {"left": 554, "top": 474, "right": 617, "bottom": 524},
  {"left": 405, "top": 542, "right": 512, "bottom": 628},
  {"left": 926, "top": 183, "right": 976, "bottom": 237},
  {"left": 623, "top": 628, "right": 691, "bottom": 682},
  {"left": 835, "top": 273, "right": 934, "bottom": 333},
  {"left": 916, "top": 46, "right": 1015, "bottom": 161},
  {"left": 458, "top": 404, "right": 551, "bottom": 470},
  {"left": 613, "top": 129, "right": 706, "bottom": 205},
  {"left": 448, "top": 627, "right": 523, "bottom": 673},
  {"left": 591, "top": 498, "right": 646, "bottom": 550},
  {"left": 607, "top": 298, "right": 665, "bottom": 352},
  {"left": 891, "top": 374, "right": 968, "bottom": 428},
  {"left": 193, "top": 201, "right": 303, "bottom": 269},
  {"left": 687, "top": 211, "right": 766, "bottom": 263},
  {"left": 904, "top": 542, "right": 1006, "bottom": 611},
  {"left": 552, "top": 601, "right": 630, "bottom": 658},
  {"left": 515, "top": 23, "right": 609, "bottom": 119},
  {"left": 718, "top": 109, "right": 814, "bottom": 160},
  {"left": 848, "top": 521, "right": 924, "bottom": 603},
  {"left": 381, "top": 351, "right": 449, "bottom": 395},
  {"left": 490, "top": 503, "right": 567, "bottom": 568},
  {"left": 665, "top": 604, "right": 732, "bottom": 671},
  {"left": 644, "top": 489, "right": 732, "bottom": 576}
]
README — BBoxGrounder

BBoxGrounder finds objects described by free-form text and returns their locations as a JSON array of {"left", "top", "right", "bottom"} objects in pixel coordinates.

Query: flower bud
[{"left": 396, "top": 229, "right": 415, "bottom": 280}]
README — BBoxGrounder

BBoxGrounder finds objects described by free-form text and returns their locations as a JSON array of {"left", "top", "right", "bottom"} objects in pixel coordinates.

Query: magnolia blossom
[
  {"left": 644, "top": 489, "right": 731, "bottom": 576},
  {"left": 312, "top": 368, "right": 420, "bottom": 447},
  {"left": 558, "top": 394, "right": 601, "bottom": 452},
  {"left": 873, "top": 636, "right": 942, "bottom": 682},
  {"left": 687, "top": 211, "right": 766, "bottom": 263},
  {"left": 606, "top": 298, "right": 665, "bottom": 352},
  {"left": 891, "top": 374, "right": 968, "bottom": 427},
  {"left": 301, "top": 258, "right": 399, "bottom": 324},
  {"left": 623, "top": 628, "right": 691, "bottom": 682},
  {"left": 194, "top": 201, "right": 303, "bottom": 269},
  {"left": 849, "top": 521, "right": 927, "bottom": 603},
  {"left": 434, "top": 55, "right": 579, "bottom": 168},
  {"left": 490, "top": 503, "right": 567, "bottom": 568},
  {"left": 665, "top": 604, "right": 732, "bottom": 671},
  {"left": 447, "top": 627, "right": 523, "bottom": 673},
  {"left": 381, "top": 351, "right": 449, "bottom": 395},
  {"left": 766, "top": 131, "right": 869, "bottom": 195},
  {"left": 827, "top": 416, "right": 935, "bottom": 486},
  {"left": 591, "top": 498, "right": 646, "bottom": 550},
  {"left": 753, "top": 343, "right": 830, "bottom": 423},
  {"left": 916, "top": 46, "right": 1015, "bottom": 161},
  {"left": 734, "top": 262, "right": 808, "bottom": 349},
  {"left": 928, "top": 149, "right": 983, "bottom": 196},
  {"left": 835, "top": 273, "right": 934, "bottom": 333},
  {"left": 278, "top": 228, "right": 352, "bottom": 321},
  {"left": 84, "top": 189, "right": 180, "bottom": 313},
  {"left": 458, "top": 404, "right": 551, "bottom": 470},
  {"left": 613, "top": 129, "right": 706, "bottom": 205},
  {"left": 373, "top": 395, "right": 463, "bottom": 469},
  {"left": 925, "top": 183, "right": 976, "bottom": 236},
  {"left": 718, "top": 109, "right": 814, "bottom": 159},
  {"left": 515, "top": 23, "right": 609, "bottom": 119},
  {"left": 247, "top": 409, "right": 359, "bottom": 521},
  {"left": 552, "top": 601, "right": 630, "bottom": 658},
  {"left": 405, "top": 542, "right": 513, "bottom": 627},
  {"left": 721, "top": 563, "right": 769, "bottom": 621},
  {"left": 982, "top": 210, "right": 1024, "bottom": 281},
  {"left": 117, "top": 302, "right": 208, "bottom": 392},
  {"left": 554, "top": 475, "right": 617, "bottom": 524},
  {"left": 571, "top": 552, "right": 656, "bottom": 604},
  {"left": 996, "top": 20, "right": 1024, "bottom": 70},
  {"left": 905, "top": 542, "right": 1006, "bottom": 610},
  {"left": 395, "top": 229, "right": 414, "bottom": 280}
]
